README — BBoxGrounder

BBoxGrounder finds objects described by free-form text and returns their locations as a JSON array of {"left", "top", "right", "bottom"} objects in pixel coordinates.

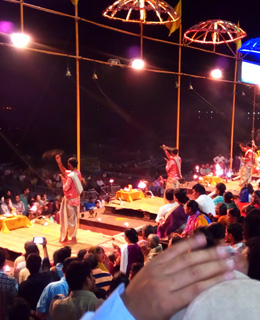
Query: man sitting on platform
[
  {"left": 155, "top": 189, "right": 178, "bottom": 223},
  {"left": 0, "top": 195, "right": 13, "bottom": 215},
  {"left": 192, "top": 183, "right": 215, "bottom": 218},
  {"left": 83, "top": 197, "right": 95, "bottom": 211},
  {"left": 13, "top": 195, "right": 25, "bottom": 215}
]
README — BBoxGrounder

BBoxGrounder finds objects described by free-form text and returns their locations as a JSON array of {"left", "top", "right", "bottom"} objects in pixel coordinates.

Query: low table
[
  {"left": 115, "top": 189, "right": 145, "bottom": 202},
  {"left": 0, "top": 215, "right": 32, "bottom": 233}
]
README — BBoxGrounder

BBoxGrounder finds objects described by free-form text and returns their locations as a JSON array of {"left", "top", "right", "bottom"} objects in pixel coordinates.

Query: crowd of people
[{"left": 2, "top": 179, "right": 260, "bottom": 319}]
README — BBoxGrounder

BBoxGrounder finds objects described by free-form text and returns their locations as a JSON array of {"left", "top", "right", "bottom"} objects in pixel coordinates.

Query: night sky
[{"left": 1, "top": 0, "right": 260, "bottom": 167}]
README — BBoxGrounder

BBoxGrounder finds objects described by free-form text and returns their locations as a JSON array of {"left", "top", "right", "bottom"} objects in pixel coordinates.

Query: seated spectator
[
  {"left": 7, "top": 297, "right": 33, "bottom": 320},
  {"left": 141, "top": 225, "right": 156, "bottom": 241},
  {"left": 225, "top": 223, "right": 245, "bottom": 253},
  {"left": 224, "top": 192, "right": 238, "bottom": 210},
  {"left": 213, "top": 183, "right": 226, "bottom": 205},
  {"left": 192, "top": 184, "right": 215, "bottom": 218},
  {"left": 49, "top": 261, "right": 103, "bottom": 320},
  {"left": 239, "top": 183, "right": 254, "bottom": 203},
  {"left": 84, "top": 253, "right": 112, "bottom": 292},
  {"left": 199, "top": 164, "right": 206, "bottom": 176},
  {"left": 83, "top": 197, "right": 95, "bottom": 211},
  {"left": 16, "top": 243, "right": 40, "bottom": 283},
  {"left": 77, "top": 249, "right": 87, "bottom": 262},
  {"left": 227, "top": 207, "right": 241, "bottom": 225},
  {"left": 19, "top": 239, "right": 51, "bottom": 284},
  {"left": 0, "top": 195, "right": 13, "bottom": 215},
  {"left": 50, "top": 247, "right": 71, "bottom": 279},
  {"left": 0, "top": 189, "right": 13, "bottom": 207},
  {"left": 207, "top": 223, "right": 226, "bottom": 246},
  {"left": 18, "top": 253, "right": 56, "bottom": 311},
  {"left": 155, "top": 189, "right": 178, "bottom": 223},
  {"left": 120, "top": 228, "right": 144, "bottom": 277},
  {"left": 96, "top": 195, "right": 105, "bottom": 208},
  {"left": 181, "top": 200, "right": 210, "bottom": 237},
  {"left": 245, "top": 237, "right": 260, "bottom": 281},
  {"left": 241, "top": 190, "right": 260, "bottom": 216},
  {"left": 157, "top": 189, "right": 189, "bottom": 238},
  {"left": 88, "top": 246, "right": 109, "bottom": 272},
  {"left": 13, "top": 195, "right": 25, "bottom": 215},
  {"left": 0, "top": 248, "right": 18, "bottom": 320},
  {"left": 107, "top": 272, "right": 129, "bottom": 296},
  {"left": 129, "top": 262, "right": 143, "bottom": 281},
  {"left": 244, "top": 209, "right": 260, "bottom": 241},
  {"left": 215, "top": 203, "right": 228, "bottom": 227},
  {"left": 36, "top": 257, "right": 77, "bottom": 320},
  {"left": 145, "top": 234, "right": 163, "bottom": 264}
]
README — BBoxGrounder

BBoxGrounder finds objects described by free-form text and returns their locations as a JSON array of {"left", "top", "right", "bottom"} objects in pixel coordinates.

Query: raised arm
[{"left": 55, "top": 154, "right": 66, "bottom": 175}]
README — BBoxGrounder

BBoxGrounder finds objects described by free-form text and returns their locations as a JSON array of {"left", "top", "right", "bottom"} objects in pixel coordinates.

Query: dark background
[{"left": 1, "top": 0, "right": 260, "bottom": 169}]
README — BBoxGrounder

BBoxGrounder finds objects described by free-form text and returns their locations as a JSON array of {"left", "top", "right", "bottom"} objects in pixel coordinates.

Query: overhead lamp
[
  {"left": 65, "top": 67, "right": 72, "bottom": 77},
  {"left": 11, "top": 32, "right": 30, "bottom": 48},
  {"left": 130, "top": 58, "right": 145, "bottom": 70},
  {"left": 92, "top": 72, "right": 98, "bottom": 80}
]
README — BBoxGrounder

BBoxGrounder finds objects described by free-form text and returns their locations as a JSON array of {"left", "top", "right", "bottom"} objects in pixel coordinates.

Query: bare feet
[{"left": 59, "top": 235, "right": 68, "bottom": 243}]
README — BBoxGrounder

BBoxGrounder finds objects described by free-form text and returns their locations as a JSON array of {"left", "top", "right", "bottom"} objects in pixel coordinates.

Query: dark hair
[
  {"left": 164, "top": 188, "right": 174, "bottom": 201},
  {"left": 142, "top": 225, "right": 155, "bottom": 239},
  {"left": 107, "top": 272, "right": 129, "bottom": 296},
  {"left": 65, "top": 261, "right": 92, "bottom": 291},
  {"left": 7, "top": 297, "right": 31, "bottom": 320},
  {"left": 224, "top": 192, "right": 234, "bottom": 203},
  {"left": 0, "top": 248, "right": 5, "bottom": 269},
  {"left": 130, "top": 262, "right": 143, "bottom": 278},
  {"left": 227, "top": 223, "right": 243, "bottom": 243},
  {"left": 193, "top": 227, "right": 215, "bottom": 248},
  {"left": 218, "top": 203, "right": 227, "bottom": 216},
  {"left": 246, "top": 237, "right": 260, "bottom": 280},
  {"left": 208, "top": 223, "right": 225, "bottom": 240},
  {"left": 174, "top": 189, "right": 189, "bottom": 204},
  {"left": 77, "top": 249, "right": 87, "bottom": 261},
  {"left": 26, "top": 253, "right": 42, "bottom": 275},
  {"left": 228, "top": 207, "right": 241, "bottom": 219},
  {"left": 68, "top": 157, "right": 78, "bottom": 168},
  {"left": 25, "top": 244, "right": 39, "bottom": 259},
  {"left": 186, "top": 200, "right": 199, "bottom": 214},
  {"left": 246, "top": 142, "right": 252, "bottom": 148},
  {"left": 253, "top": 190, "right": 260, "bottom": 200},
  {"left": 216, "top": 183, "right": 226, "bottom": 196},
  {"left": 4, "top": 195, "right": 11, "bottom": 201},
  {"left": 63, "top": 257, "right": 78, "bottom": 274},
  {"left": 244, "top": 209, "right": 260, "bottom": 240},
  {"left": 56, "top": 247, "right": 71, "bottom": 264},
  {"left": 247, "top": 184, "right": 254, "bottom": 195},
  {"left": 192, "top": 184, "right": 206, "bottom": 195},
  {"left": 172, "top": 148, "right": 178, "bottom": 155},
  {"left": 83, "top": 253, "right": 98, "bottom": 269},
  {"left": 124, "top": 228, "right": 139, "bottom": 243}
]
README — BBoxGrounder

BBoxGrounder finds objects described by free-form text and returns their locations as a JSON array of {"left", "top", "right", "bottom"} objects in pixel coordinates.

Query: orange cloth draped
[
  {"left": 116, "top": 190, "right": 145, "bottom": 202},
  {"left": 0, "top": 215, "right": 32, "bottom": 233}
]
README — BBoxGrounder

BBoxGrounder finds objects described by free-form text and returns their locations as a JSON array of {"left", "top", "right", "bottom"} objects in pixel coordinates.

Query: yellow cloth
[
  {"left": 116, "top": 189, "right": 145, "bottom": 202},
  {"left": 0, "top": 215, "right": 32, "bottom": 233},
  {"left": 202, "top": 175, "right": 223, "bottom": 186}
]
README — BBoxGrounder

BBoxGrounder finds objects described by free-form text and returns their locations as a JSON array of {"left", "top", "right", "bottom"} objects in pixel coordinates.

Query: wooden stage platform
[{"left": 0, "top": 220, "right": 127, "bottom": 262}]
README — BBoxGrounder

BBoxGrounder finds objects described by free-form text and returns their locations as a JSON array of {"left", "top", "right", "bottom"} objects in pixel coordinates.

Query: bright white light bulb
[
  {"left": 211, "top": 69, "right": 222, "bottom": 79},
  {"left": 11, "top": 33, "right": 30, "bottom": 48},
  {"left": 131, "top": 59, "right": 145, "bottom": 70}
]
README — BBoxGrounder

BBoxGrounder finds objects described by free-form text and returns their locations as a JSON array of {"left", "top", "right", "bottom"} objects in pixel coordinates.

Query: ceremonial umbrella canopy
[
  {"left": 183, "top": 19, "right": 246, "bottom": 45},
  {"left": 103, "top": 0, "right": 180, "bottom": 24}
]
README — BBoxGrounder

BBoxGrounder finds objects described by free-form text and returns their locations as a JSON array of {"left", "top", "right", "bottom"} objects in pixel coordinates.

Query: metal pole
[
  {"left": 20, "top": 0, "right": 24, "bottom": 32},
  {"left": 176, "top": 20, "right": 182, "bottom": 150},
  {"left": 75, "top": 1, "right": 81, "bottom": 170},
  {"left": 140, "top": 21, "right": 143, "bottom": 59},
  {"left": 230, "top": 58, "right": 238, "bottom": 170},
  {"left": 252, "top": 86, "right": 256, "bottom": 141}
]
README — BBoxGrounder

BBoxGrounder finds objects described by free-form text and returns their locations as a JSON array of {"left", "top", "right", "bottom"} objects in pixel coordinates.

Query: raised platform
[
  {"left": 0, "top": 220, "right": 125, "bottom": 262},
  {"left": 104, "top": 196, "right": 164, "bottom": 220}
]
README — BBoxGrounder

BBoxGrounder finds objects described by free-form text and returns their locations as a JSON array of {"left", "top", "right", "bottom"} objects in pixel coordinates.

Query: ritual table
[
  {"left": 115, "top": 189, "right": 145, "bottom": 202},
  {"left": 0, "top": 215, "right": 32, "bottom": 233}
]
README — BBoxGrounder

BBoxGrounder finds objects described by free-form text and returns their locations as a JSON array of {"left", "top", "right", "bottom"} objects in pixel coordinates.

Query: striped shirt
[{"left": 92, "top": 268, "right": 112, "bottom": 292}]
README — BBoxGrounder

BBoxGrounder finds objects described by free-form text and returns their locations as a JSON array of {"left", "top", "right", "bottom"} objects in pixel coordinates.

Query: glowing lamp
[
  {"left": 11, "top": 32, "right": 30, "bottom": 48},
  {"left": 215, "top": 163, "right": 223, "bottom": 177},
  {"left": 193, "top": 174, "right": 198, "bottom": 180},
  {"left": 195, "top": 165, "right": 199, "bottom": 172},
  {"left": 199, "top": 177, "right": 203, "bottom": 181},
  {"left": 138, "top": 180, "right": 147, "bottom": 189},
  {"left": 124, "top": 222, "right": 129, "bottom": 227},
  {"left": 98, "top": 218, "right": 101, "bottom": 221},
  {"left": 131, "top": 59, "right": 145, "bottom": 70},
  {"left": 211, "top": 69, "right": 222, "bottom": 79},
  {"left": 109, "top": 179, "right": 114, "bottom": 184},
  {"left": 226, "top": 171, "right": 232, "bottom": 178}
]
